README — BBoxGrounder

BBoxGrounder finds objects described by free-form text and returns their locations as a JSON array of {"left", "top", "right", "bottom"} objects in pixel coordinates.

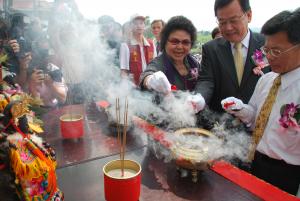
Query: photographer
[
  {"left": 9, "top": 13, "right": 32, "bottom": 59},
  {"left": 2, "top": 13, "right": 32, "bottom": 87},
  {"left": 28, "top": 38, "right": 67, "bottom": 107},
  {"left": 0, "top": 18, "right": 28, "bottom": 88}
]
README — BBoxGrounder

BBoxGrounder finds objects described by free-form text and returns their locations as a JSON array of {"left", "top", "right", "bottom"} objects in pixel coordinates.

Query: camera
[
  {"left": 35, "top": 65, "right": 63, "bottom": 83},
  {"left": 9, "top": 14, "right": 32, "bottom": 58},
  {"left": 47, "top": 69, "right": 63, "bottom": 82},
  {"left": 30, "top": 48, "right": 63, "bottom": 83},
  {"left": 31, "top": 66, "right": 63, "bottom": 83},
  {"left": 9, "top": 27, "right": 31, "bottom": 58}
]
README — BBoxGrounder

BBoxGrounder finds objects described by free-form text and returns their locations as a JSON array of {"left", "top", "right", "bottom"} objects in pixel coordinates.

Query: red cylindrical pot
[
  {"left": 60, "top": 114, "right": 84, "bottom": 138},
  {"left": 103, "top": 159, "right": 141, "bottom": 201}
]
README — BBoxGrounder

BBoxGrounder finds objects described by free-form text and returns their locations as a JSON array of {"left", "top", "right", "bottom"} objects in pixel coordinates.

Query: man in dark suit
[{"left": 196, "top": 0, "right": 270, "bottom": 113}]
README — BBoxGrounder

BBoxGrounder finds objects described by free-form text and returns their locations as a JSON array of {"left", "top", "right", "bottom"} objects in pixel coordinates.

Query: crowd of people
[
  {"left": 0, "top": 13, "right": 68, "bottom": 107},
  {"left": 0, "top": 0, "right": 299, "bottom": 198}
]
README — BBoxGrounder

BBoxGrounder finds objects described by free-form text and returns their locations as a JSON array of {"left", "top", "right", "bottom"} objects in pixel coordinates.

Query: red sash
[{"left": 128, "top": 39, "right": 154, "bottom": 85}]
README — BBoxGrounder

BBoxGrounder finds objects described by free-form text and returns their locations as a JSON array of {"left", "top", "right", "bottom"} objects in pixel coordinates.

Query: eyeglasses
[
  {"left": 216, "top": 13, "right": 246, "bottom": 27},
  {"left": 167, "top": 38, "right": 192, "bottom": 47},
  {"left": 261, "top": 44, "right": 300, "bottom": 58}
]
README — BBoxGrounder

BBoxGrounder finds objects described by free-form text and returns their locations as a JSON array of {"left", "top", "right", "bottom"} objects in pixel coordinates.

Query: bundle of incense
[{"left": 115, "top": 97, "right": 128, "bottom": 177}]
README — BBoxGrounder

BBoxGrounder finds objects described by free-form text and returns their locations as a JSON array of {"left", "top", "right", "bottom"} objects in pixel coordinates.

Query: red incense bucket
[
  {"left": 60, "top": 114, "right": 84, "bottom": 138},
  {"left": 103, "top": 159, "right": 141, "bottom": 201}
]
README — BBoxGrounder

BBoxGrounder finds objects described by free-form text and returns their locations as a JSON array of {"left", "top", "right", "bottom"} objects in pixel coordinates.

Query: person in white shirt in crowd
[
  {"left": 151, "top": 19, "right": 165, "bottom": 56},
  {"left": 119, "top": 14, "right": 156, "bottom": 85},
  {"left": 221, "top": 8, "right": 300, "bottom": 195}
]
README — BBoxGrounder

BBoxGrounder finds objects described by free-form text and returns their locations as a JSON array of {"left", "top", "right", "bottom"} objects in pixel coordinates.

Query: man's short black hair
[
  {"left": 214, "top": 0, "right": 251, "bottom": 16},
  {"left": 160, "top": 16, "right": 197, "bottom": 52},
  {"left": 261, "top": 8, "right": 300, "bottom": 45}
]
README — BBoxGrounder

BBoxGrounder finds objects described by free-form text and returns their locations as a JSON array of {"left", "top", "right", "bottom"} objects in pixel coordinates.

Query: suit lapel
[
  {"left": 240, "top": 31, "right": 259, "bottom": 88},
  {"left": 216, "top": 39, "right": 239, "bottom": 87}
]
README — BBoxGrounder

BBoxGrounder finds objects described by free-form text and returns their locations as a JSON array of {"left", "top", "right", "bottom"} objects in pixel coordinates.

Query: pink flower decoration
[
  {"left": 253, "top": 49, "right": 264, "bottom": 64},
  {"left": 252, "top": 49, "right": 269, "bottom": 76},
  {"left": 279, "top": 103, "right": 300, "bottom": 131}
]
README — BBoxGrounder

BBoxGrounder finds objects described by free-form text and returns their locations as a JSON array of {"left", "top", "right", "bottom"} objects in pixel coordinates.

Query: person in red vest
[{"left": 119, "top": 14, "right": 156, "bottom": 85}]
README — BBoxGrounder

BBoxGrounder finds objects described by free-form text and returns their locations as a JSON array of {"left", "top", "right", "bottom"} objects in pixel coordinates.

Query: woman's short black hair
[
  {"left": 261, "top": 8, "right": 300, "bottom": 45},
  {"left": 160, "top": 16, "right": 197, "bottom": 52}
]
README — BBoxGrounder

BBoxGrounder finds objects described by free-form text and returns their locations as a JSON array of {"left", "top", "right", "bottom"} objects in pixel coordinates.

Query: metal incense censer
[{"left": 171, "top": 128, "right": 214, "bottom": 182}]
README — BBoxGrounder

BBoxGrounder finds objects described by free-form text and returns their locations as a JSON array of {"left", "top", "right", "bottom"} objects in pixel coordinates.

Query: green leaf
[{"left": 280, "top": 104, "right": 287, "bottom": 116}]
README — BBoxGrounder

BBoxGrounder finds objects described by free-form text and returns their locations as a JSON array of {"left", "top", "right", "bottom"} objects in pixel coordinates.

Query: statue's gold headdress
[{"left": 10, "top": 94, "right": 44, "bottom": 133}]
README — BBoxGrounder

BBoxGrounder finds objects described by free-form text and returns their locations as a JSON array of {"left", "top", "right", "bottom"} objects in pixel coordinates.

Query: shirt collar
[
  {"left": 281, "top": 66, "right": 300, "bottom": 90},
  {"left": 230, "top": 29, "right": 250, "bottom": 49},
  {"left": 130, "top": 36, "right": 150, "bottom": 46}
]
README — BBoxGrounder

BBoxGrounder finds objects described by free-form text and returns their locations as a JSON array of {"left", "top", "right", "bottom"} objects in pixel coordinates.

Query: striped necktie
[
  {"left": 234, "top": 42, "right": 244, "bottom": 85},
  {"left": 249, "top": 75, "right": 281, "bottom": 160}
]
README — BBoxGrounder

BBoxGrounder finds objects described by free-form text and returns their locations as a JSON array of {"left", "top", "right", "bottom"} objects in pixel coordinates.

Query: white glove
[
  {"left": 187, "top": 93, "right": 206, "bottom": 113},
  {"left": 221, "top": 97, "right": 244, "bottom": 113},
  {"left": 146, "top": 71, "right": 171, "bottom": 94},
  {"left": 221, "top": 97, "right": 254, "bottom": 125}
]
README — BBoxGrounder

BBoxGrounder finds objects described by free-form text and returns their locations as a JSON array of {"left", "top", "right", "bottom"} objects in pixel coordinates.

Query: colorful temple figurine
[{"left": 0, "top": 68, "right": 64, "bottom": 200}]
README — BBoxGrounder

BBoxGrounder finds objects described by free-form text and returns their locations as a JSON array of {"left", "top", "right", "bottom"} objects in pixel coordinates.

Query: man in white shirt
[{"left": 221, "top": 8, "right": 300, "bottom": 195}]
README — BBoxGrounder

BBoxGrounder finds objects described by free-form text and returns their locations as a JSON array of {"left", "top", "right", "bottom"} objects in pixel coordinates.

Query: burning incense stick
[
  {"left": 121, "top": 98, "right": 128, "bottom": 176},
  {"left": 116, "top": 98, "right": 121, "bottom": 161},
  {"left": 115, "top": 97, "right": 129, "bottom": 177}
]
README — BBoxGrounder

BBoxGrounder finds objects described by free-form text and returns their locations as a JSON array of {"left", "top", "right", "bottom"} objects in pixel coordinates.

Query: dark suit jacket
[{"left": 195, "top": 31, "right": 270, "bottom": 112}]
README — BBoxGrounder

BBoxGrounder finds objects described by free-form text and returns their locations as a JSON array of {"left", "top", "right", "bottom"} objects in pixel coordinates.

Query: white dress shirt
[
  {"left": 230, "top": 29, "right": 251, "bottom": 66},
  {"left": 245, "top": 67, "right": 300, "bottom": 165},
  {"left": 152, "top": 38, "right": 162, "bottom": 56}
]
